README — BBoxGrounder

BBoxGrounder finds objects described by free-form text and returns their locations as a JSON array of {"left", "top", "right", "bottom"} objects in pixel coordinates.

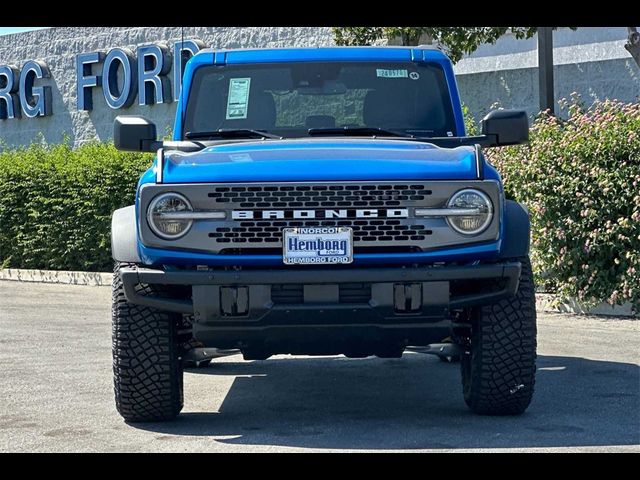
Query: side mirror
[
  {"left": 114, "top": 115, "right": 159, "bottom": 152},
  {"left": 481, "top": 109, "right": 529, "bottom": 147}
]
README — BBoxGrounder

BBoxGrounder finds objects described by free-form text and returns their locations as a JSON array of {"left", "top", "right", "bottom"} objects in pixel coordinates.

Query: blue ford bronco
[{"left": 111, "top": 46, "right": 536, "bottom": 422}]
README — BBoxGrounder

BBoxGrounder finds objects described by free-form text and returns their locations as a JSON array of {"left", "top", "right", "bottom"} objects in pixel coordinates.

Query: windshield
[{"left": 183, "top": 61, "right": 457, "bottom": 139}]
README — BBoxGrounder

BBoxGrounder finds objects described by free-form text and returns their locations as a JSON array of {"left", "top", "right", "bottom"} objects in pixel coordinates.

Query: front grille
[
  {"left": 206, "top": 182, "right": 435, "bottom": 249},
  {"left": 207, "top": 184, "right": 432, "bottom": 209},
  {"left": 138, "top": 180, "right": 502, "bottom": 256}
]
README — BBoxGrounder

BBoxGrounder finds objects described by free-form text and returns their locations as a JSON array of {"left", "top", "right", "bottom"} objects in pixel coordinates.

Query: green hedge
[
  {"left": 0, "top": 142, "right": 152, "bottom": 272},
  {"left": 488, "top": 99, "right": 640, "bottom": 311}
]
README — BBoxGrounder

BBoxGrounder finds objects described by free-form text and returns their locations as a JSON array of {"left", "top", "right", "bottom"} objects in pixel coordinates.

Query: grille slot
[
  {"left": 271, "top": 283, "right": 372, "bottom": 304},
  {"left": 271, "top": 284, "right": 303, "bottom": 304},
  {"left": 339, "top": 283, "right": 372, "bottom": 303}
]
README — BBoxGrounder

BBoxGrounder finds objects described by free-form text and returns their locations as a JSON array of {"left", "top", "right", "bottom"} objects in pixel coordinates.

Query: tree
[
  {"left": 332, "top": 27, "right": 565, "bottom": 63},
  {"left": 625, "top": 27, "right": 640, "bottom": 68},
  {"left": 334, "top": 27, "right": 640, "bottom": 68}
]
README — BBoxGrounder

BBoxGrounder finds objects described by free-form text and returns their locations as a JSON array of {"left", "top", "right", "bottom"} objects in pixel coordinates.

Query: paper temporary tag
[
  {"left": 226, "top": 78, "right": 251, "bottom": 120},
  {"left": 376, "top": 69, "right": 408, "bottom": 78}
]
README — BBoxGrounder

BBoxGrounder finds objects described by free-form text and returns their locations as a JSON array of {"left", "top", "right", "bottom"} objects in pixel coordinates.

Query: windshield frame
[{"left": 177, "top": 55, "right": 465, "bottom": 141}]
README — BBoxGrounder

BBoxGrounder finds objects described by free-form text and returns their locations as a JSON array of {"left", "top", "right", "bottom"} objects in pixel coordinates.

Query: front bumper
[{"left": 120, "top": 261, "right": 521, "bottom": 320}]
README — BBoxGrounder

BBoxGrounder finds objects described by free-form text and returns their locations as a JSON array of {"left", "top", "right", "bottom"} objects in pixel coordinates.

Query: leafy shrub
[
  {"left": 462, "top": 103, "right": 479, "bottom": 135},
  {"left": 0, "top": 142, "right": 152, "bottom": 271},
  {"left": 488, "top": 99, "right": 640, "bottom": 311}
]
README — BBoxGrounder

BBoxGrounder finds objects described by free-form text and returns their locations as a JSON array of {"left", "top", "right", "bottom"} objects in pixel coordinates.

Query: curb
[
  {"left": 535, "top": 293, "right": 635, "bottom": 318},
  {"left": 1, "top": 268, "right": 636, "bottom": 317},
  {"left": 0, "top": 268, "right": 112, "bottom": 286}
]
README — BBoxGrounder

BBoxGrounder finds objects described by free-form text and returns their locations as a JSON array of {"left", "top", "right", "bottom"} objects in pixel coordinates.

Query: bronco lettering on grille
[{"left": 232, "top": 209, "right": 409, "bottom": 220}]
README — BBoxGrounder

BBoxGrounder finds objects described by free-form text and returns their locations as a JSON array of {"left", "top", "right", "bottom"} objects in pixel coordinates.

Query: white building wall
[{"left": 0, "top": 26, "right": 637, "bottom": 148}]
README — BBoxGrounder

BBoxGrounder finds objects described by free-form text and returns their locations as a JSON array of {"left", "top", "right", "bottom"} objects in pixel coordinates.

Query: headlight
[
  {"left": 147, "top": 192, "right": 193, "bottom": 239},
  {"left": 446, "top": 189, "right": 493, "bottom": 235}
]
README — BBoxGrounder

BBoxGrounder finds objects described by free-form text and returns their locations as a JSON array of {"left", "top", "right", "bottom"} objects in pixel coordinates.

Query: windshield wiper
[
  {"left": 185, "top": 129, "right": 282, "bottom": 140},
  {"left": 307, "top": 127, "right": 414, "bottom": 138}
]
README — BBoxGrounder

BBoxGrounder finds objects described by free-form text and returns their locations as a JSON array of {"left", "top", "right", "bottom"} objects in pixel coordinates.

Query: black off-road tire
[
  {"left": 112, "top": 263, "right": 184, "bottom": 422},
  {"left": 461, "top": 256, "right": 537, "bottom": 415}
]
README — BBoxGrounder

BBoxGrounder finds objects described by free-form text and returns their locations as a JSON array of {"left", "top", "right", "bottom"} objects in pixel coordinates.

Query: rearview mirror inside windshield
[{"left": 297, "top": 80, "right": 348, "bottom": 95}]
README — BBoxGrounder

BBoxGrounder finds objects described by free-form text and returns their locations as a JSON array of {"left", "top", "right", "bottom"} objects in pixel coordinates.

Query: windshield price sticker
[
  {"left": 226, "top": 78, "right": 251, "bottom": 120},
  {"left": 376, "top": 69, "right": 408, "bottom": 78}
]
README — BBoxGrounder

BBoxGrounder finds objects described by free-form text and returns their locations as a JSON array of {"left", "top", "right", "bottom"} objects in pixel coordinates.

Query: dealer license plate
[{"left": 283, "top": 227, "right": 353, "bottom": 265}]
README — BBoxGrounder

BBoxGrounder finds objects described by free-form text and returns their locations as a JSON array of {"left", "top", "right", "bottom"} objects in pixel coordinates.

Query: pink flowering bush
[{"left": 488, "top": 98, "right": 640, "bottom": 311}]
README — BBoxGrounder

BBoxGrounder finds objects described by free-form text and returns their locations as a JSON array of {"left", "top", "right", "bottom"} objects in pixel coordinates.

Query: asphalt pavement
[{"left": 0, "top": 280, "right": 638, "bottom": 452}]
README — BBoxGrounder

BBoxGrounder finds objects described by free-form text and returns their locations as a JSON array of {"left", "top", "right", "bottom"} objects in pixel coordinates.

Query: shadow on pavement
[{"left": 132, "top": 353, "right": 640, "bottom": 450}]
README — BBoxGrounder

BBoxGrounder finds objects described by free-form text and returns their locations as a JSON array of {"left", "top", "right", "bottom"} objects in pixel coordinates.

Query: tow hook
[
  {"left": 406, "top": 343, "right": 464, "bottom": 357},
  {"left": 182, "top": 347, "right": 239, "bottom": 367}
]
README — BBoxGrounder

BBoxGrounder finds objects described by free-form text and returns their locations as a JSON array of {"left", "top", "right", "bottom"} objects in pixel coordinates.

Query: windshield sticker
[
  {"left": 226, "top": 78, "right": 251, "bottom": 120},
  {"left": 376, "top": 69, "right": 408, "bottom": 79},
  {"left": 409, "top": 71, "right": 420, "bottom": 80},
  {"left": 229, "top": 153, "right": 253, "bottom": 163}
]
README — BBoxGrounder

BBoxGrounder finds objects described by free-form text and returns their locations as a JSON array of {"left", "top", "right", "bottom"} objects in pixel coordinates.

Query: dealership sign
[{"left": 0, "top": 39, "right": 206, "bottom": 120}]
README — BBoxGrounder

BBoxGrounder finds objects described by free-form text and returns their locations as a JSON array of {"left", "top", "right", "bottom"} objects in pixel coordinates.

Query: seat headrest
[
  {"left": 363, "top": 89, "right": 415, "bottom": 128},
  {"left": 363, "top": 86, "right": 446, "bottom": 132},
  {"left": 305, "top": 115, "right": 336, "bottom": 129}
]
